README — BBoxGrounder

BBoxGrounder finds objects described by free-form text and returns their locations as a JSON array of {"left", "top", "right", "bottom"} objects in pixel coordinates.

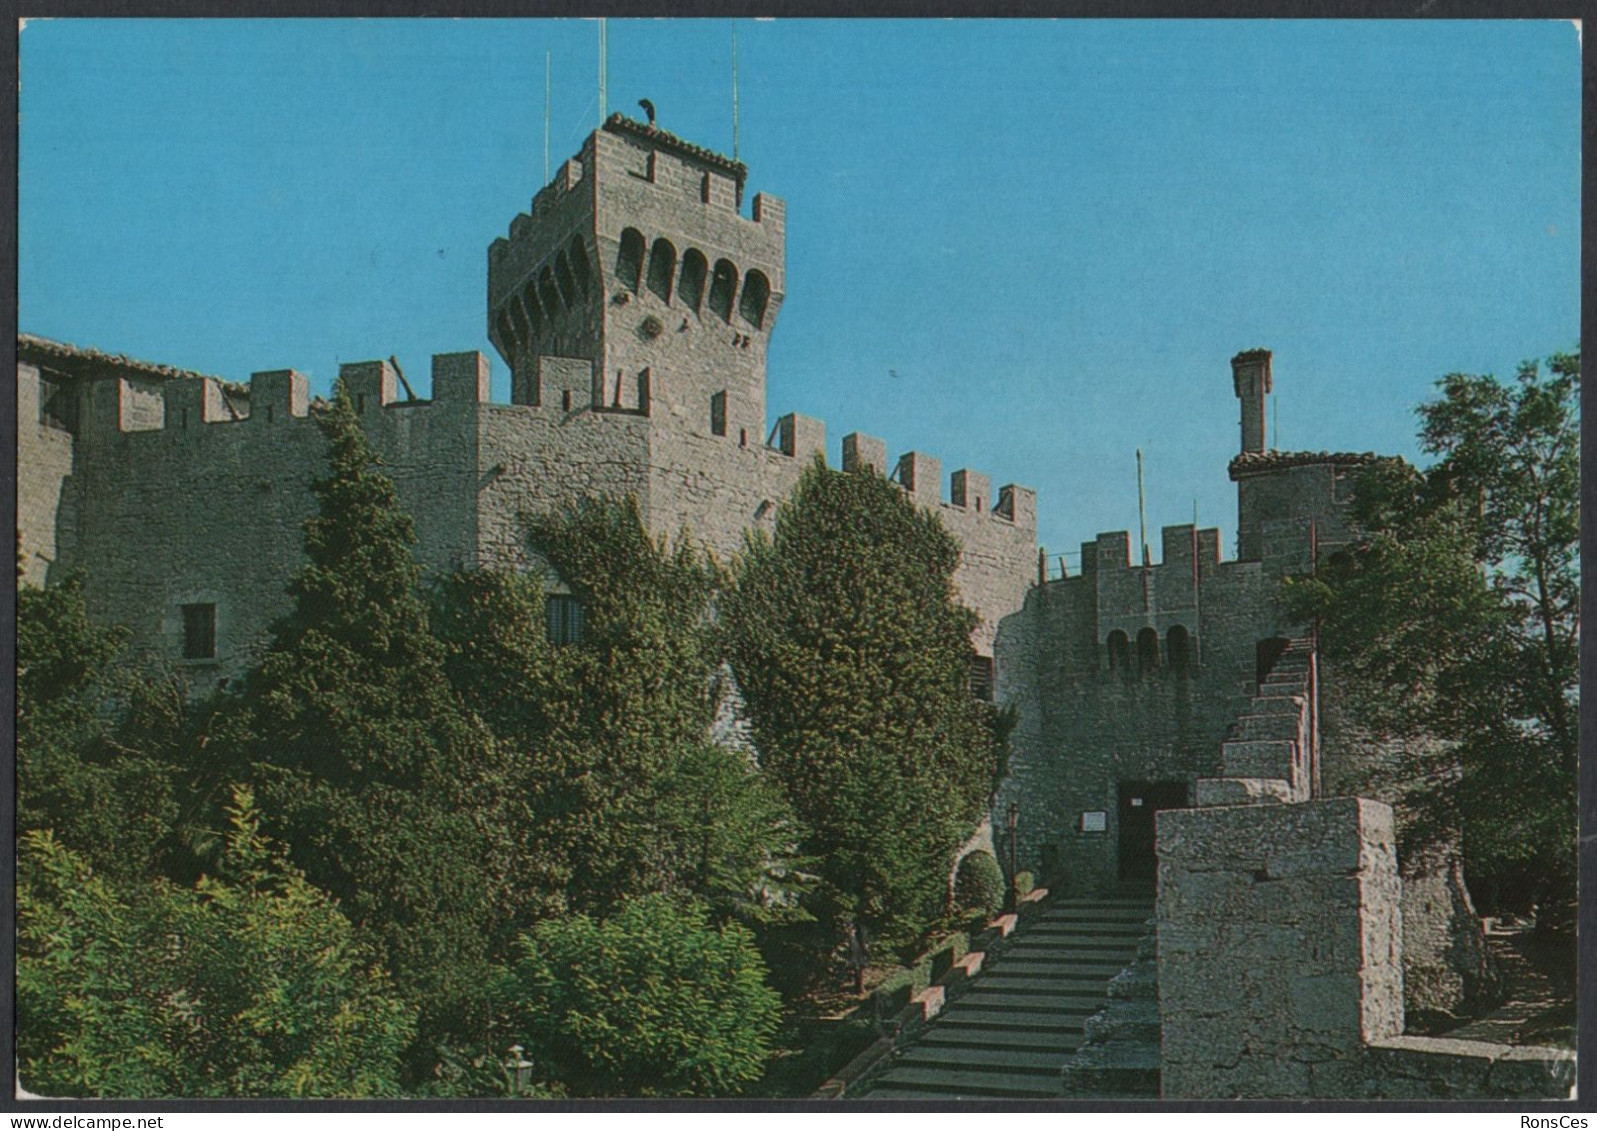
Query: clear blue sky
[{"left": 19, "top": 19, "right": 1580, "bottom": 563}]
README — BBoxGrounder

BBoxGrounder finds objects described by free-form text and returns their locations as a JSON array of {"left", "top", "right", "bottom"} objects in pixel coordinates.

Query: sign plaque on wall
[{"left": 1081, "top": 811, "right": 1107, "bottom": 833}]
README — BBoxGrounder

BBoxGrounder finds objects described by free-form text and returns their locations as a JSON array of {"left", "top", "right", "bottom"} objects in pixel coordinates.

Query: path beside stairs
[{"left": 861, "top": 895, "right": 1153, "bottom": 1100}]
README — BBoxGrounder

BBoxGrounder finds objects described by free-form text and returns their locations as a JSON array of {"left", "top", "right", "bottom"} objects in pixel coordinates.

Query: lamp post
[
  {"left": 505, "top": 1044, "right": 533, "bottom": 1097},
  {"left": 1006, "top": 800, "right": 1020, "bottom": 910}
]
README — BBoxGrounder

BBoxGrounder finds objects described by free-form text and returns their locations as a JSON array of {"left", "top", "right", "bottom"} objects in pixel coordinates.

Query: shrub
[
  {"left": 505, "top": 894, "right": 782, "bottom": 1097},
  {"left": 1013, "top": 870, "right": 1037, "bottom": 898},
  {"left": 17, "top": 788, "right": 415, "bottom": 1097},
  {"left": 954, "top": 850, "right": 1005, "bottom": 915}
]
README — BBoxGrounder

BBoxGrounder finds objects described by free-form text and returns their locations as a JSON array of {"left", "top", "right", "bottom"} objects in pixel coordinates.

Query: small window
[
  {"left": 546, "top": 595, "right": 586, "bottom": 646},
  {"left": 970, "top": 655, "right": 995, "bottom": 702},
  {"left": 1137, "top": 627, "right": 1160, "bottom": 673},
  {"left": 679, "top": 249, "right": 708, "bottom": 311},
  {"left": 1107, "top": 630, "right": 1130, "bottom": 672},
  {"left": 616, "top": 228, "right": 646, "bottom": 293},
  {"left": 708, "top": 259, "right": 738, "bottom": 323},
  {"left": 646, "top": 238, "right": 677, "bottom": 303},
  {"left": 739, "top": 270, "right": 771, "bottom": 329},
  {"left": 181, "top": 603, "right": 216, "bottom": 660},
  {"left": 711, "top": 391, "right": 728, "bottom": 437}
]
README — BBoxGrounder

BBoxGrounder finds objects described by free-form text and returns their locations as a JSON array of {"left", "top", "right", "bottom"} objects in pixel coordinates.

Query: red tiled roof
[
  {"left": 18, "top": 332, "right": 223, "bottom": 384},
  {"left": 1228, "top": 449, "right": 1391, "bottom": 479}
]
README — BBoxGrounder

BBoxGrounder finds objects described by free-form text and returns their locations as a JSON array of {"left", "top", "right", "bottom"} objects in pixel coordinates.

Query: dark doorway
[{"left": 1117, "top": 780, "right": 1189, "bottom": 883}]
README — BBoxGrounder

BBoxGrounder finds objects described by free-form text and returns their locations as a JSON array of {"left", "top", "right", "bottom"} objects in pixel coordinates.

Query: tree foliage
[
  {"left": 434, "top": 499, "right": 804, "bottom": 925},
  {"left": 17, "top": 787, "right": 415, "bottom": 1098},
  {"left": 502, "top": 894, "right": 782, "bottom": 1097},
  {"left": 1285, "top": 352, "right": 1578, "bottom": 920},
  {"left": 15, "top": 576, "right": 182, "bottom": 884},
  {"left": 723, "top": 460, "right": 1002, "bottom": 953},
  {"left": 230, "top": 385, "right": 514, "bottom": 1042}
]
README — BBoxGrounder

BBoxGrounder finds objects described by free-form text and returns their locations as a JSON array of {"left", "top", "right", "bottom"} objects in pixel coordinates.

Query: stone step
[
  {"left": 865, "top": 1066, "right": 1061, "bottom": 1099},
  {"left": 986, "top": 958, "right": 1139, "bottom": 976},
  {"left": 930, "top": 1010, "right": 1086, "bottom": 1033},
  {"left": 1014, "top": 926, "right": 1147, "bottom": 943},
  {"left": 980, "top": 975, "right": 1132, "bottom": 996},
  {"left": 972, "top": 974, "right": 1121, "bottom": 996},
  {"left": 897, "top": 1044, "right": 1067, "bottom": 1076},
  {"left": 958, "top": 991, "right": 1103, "bottom": 1014},
  {"left": 919, "top": 1027, "right": 1082, "bottom": 1054},
  {"left": 990, "top": 939, "right": 1143, "bottom": 958},
  {"left": 1040, "top": 905, "right": 1154, "bottom": 920}
]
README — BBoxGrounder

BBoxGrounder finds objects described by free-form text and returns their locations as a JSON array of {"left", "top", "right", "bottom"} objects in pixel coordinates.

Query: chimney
[{"left": 1232, "top": 349, "right": 1273, "bottom": 455}]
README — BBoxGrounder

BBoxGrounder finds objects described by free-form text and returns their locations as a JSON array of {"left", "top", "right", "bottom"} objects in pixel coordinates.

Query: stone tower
[{"left": 487, "top": 113, "right": 786, "bottom": 448}]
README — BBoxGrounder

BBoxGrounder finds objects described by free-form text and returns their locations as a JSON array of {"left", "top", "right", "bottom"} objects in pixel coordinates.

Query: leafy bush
[
  {"left": 17, "top": 788, "right": 416, "bottom": 1097},
  {"left": 504, "top": 894, "right": 782, "bottom": 1097},
  {"left": 954, "top": 850, "right": 1005, "bottom": 914},
  {"left": 1013, "top": 870, "right": 1037, "bottom": 898}
]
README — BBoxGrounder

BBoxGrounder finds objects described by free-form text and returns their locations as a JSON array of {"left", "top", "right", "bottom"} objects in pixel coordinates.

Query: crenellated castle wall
[{"left": 993, "top": 523, "right": 1285, "bottom": 893}]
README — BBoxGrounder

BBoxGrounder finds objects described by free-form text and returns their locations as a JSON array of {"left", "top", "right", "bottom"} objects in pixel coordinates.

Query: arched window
[
  {"left": 521, "top": 282, "right": 546, "bottom": 337},
  {"left": 616, "top": 227, "right": 646, "bottom": 293},
  {"left": 1137, "top": 627, "right": 1160, "bottom": 673},
  {"left": 539, "top": 266, "right": 563, "bottom": 316},
  {"left": 1167, "top": 625, "right": 1191, "bottom": 673},
  {"left": 646, "top": 238, "right": 677, "bottom": 304},
  {"left": 555, "top": 251, "right": 579, "bottom": 307},
  {"left": 1107, "top": 630, "right": 1130, "bottom": 672},
  {"left": 708, "top": 258, "right": 738, "bottom": 323},
  {"left": 739, "top": 270, "right": 771, "bottom": 329},
  {"left": 679, "top": 249, "right": 708, "bottom": 311},
  {"left": 568, "top": 237, "right": 592, "bottom": 294}
]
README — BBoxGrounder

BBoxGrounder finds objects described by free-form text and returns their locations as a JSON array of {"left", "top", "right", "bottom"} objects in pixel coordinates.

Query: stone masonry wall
[
  {"left": 993, "top": 530, "right": 1281, "bottom": 892},
  {"left": 17, "top": 362, "right": 76, "bottom": 587},
  {"left": 1156, "top": 796, "right": 1405, "bottom": 1099}
]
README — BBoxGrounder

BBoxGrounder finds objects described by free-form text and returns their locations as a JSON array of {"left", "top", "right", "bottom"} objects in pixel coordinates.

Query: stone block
[
  {"left": 842, "top": 431, "right": 886, "bottom": 474},
  {"left": 776, "top": 412, "right": 825, "bottom": 461},
  {"left": 1157, "top": 797, "right": 1403, "bottom": 1099},
  {"left": 167, "top": 377, "right": 230, "bottom": 427},
  {"left": 249, "top": 369, "right": 309, "bottom": 423},
  {"left": 1194, "top": 776, "right": 1292, "bottom": 806},
  {"left": 339, "top": 359, "right": 397, "bottom": 410},
  {"left": 896, "top": 451, "right": 941, "bottom": 506},
  {"left": 432, "top": 351, "right": 490, "bottom": 403},
  {"left": 911, "top": 984, "right": 945, "bottom": 1020},
  {"left": 951, "top": 468, "right": 991, "bottom": 511}
]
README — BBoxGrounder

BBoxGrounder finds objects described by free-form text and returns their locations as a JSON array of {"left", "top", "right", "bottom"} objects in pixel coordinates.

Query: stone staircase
[
  {"left": 1197, "top": 636, "right": 1315, "bottom": 807},
  {"left": 860, "top": 896, "right": 1153, "bottom": 1100}
]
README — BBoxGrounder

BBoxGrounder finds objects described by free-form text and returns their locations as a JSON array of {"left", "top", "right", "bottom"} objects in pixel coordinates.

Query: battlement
[{"left": 1077, "top": 524, "right": 1223, "bottom": 574}]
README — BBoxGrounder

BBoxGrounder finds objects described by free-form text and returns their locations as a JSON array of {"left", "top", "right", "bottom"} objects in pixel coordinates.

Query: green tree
[
  {"left": 1286, "top": 352, "right": 1578, "bottom": 923},
  {"left": 723, "top": 460, "right": 1003, "bottom": 955},
  {"left": 502, "top": 894, "right": 782, "bottom": 1097},
  {"left": 433, "top": 499, "right": 804, "bottom": 923},
  {"left": 232, "top": 384, "right": 514, "bottom": 1049},
  {"left": 17, "top": 787, "right": 416, "bottom": 1098},
  {"left": 15, "top": 576, "right": 182, "bottom": 884}
]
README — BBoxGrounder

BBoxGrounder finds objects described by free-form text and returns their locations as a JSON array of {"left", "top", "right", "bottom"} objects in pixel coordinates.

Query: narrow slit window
[
  {"left": 181, "top": 603, "right": 217, "bottom": 660},
  {"left": 711, "top": 391, "right": 728, "bottom": 437}
]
